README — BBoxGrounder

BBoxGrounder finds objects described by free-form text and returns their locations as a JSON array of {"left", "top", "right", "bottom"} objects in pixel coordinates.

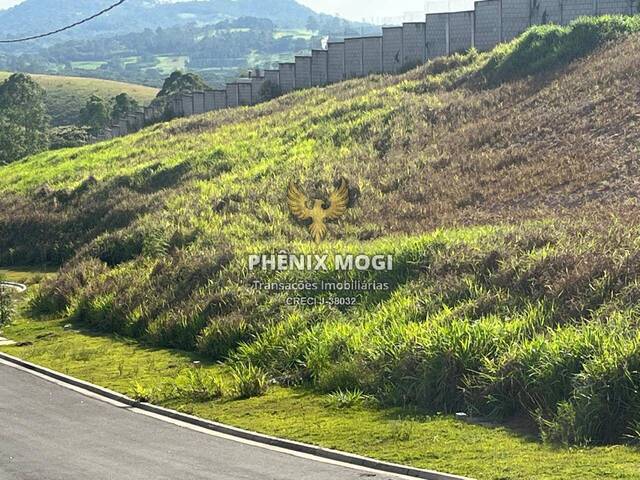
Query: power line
[{"left": 0, "top": 0, "right": 127, "bottom": 44}]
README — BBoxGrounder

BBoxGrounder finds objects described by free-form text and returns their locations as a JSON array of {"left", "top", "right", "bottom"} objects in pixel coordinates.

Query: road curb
[
  {"left": 0, "top": 282, "right": 27, "bottom": 293},
  {"left": 0, "top": 351, "right": 473, "bottom": 480}
]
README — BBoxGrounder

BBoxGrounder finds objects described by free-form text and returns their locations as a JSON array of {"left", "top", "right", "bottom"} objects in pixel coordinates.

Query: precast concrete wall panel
[
  {"left": 402, "top": 22, "right": 427, "bottom": 67},
  {"left": 295, "top": 56, "right": 312, "bottom": 89},
  {"left": 181, "top": 94, "right": 194, "bottom": 116},
  {"left": 382, "top": 27, "right": 403, "bottom": 73},
  {"left": 226, "top": 84, "right": 239, "bottom": 107},
  {"left": 135, "top": 111, "right": 145, "bottom": 129},
  {"left": 426, "top": 13, "right": 448, "bottom": 58},
  {"left": 279, "top": 63, "right": 296, "bottom": 92},
  {"left": 213, "top": 90, "right": 227, "bottom": 109},
  {"left": 204, "top": 90, "right": 216, "bottom": 111},
  {"left": 344, "top": 37, "right": 364, "bottom": 79},
  {"left": 238, "top": 82, "right": 252, "bottom": 106},
  {"left": 144, "top": 106, "right": 153, "bottom": 124},
  {"left": 311, "top": 49, "right": 328, "bottom": 86},
  {"left": 264, "top": 69, "right": 280, "bottom": 87},
  {"left": 561, "top": 0, "right": 596, "bottom": 23},
  {"left": 502, "top": 0, "right": 532, "bottom": 41},
  {"left": 474, "top": 0, "right": 502, "bottom": 51},
  {"left": 251, "top": 77, "right": 265, "bottom": 104},
  {"left": 171, "top": 96, "right": 181, "bottom": 117},
  {"left": 596, "top": 0, "right": 633, "bottom": 14},
  {"left": 327, "top": 41, "right": 345, "bottom": 83},
  {"left": 533, "top": 0, "right": 562, "bottom": 24},
  {"left": 448, "top": 11, "right": 475, "bottom": 53},
  {"left": 192, "top": 91, "right": 205, "bottom": 114},
  {"left": 362, "top": 36, "right": 383, "bottom": 75},
  {"left": 118, "top": 119, "right": 128, "bottom": 135}
]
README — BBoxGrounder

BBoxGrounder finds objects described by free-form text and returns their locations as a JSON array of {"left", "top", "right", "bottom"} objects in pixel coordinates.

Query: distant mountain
[{"left": 0, "top": 0, "right": 354, "bottom": 43}]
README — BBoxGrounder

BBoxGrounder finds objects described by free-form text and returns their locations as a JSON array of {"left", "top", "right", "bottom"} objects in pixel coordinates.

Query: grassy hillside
[
  {"left": 2, "top": 15, "right": 640, "bottom": 450},
  {"left": 0, "top": 71, "right": 158, "bottom": 125}
]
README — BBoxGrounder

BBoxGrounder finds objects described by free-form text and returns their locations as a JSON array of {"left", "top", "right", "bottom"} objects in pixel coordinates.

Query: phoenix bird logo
[{"left": 287, "top": 179, "right": 350, "bottom": 243}]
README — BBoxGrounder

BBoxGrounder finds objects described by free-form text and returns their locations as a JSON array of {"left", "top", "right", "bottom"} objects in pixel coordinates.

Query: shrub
[
  {"left": 481, "top": 16, "right": 640, "bottom": 84},
  {"left": 0, "top": 283, "right": 14, "bottom": 327},
  {"left": 230, "top": 363, "right": 268, "bottom": 399}
]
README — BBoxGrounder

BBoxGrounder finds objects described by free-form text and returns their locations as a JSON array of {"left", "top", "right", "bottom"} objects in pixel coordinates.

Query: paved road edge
[{"left": 0, "top": 351, "right": 473, "bottom": 480}]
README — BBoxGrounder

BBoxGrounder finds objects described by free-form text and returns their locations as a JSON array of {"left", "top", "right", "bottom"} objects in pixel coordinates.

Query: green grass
[
  {"left": 1, "top": 314, "right": 639, "bottom": 480},
  {"left": 0, "top": 71, "right": 158, "bottom": 126}
]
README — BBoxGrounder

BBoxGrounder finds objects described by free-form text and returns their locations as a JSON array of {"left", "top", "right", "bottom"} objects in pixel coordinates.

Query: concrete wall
[
  {"left": 238, "top": 82, "right": 252, "bottom": 106},
  {"left": 311, "top": 49, "right": 329, "bottom": 86},
  {"left": 344, "top": 37, "right": 364, "bottom": 79},
  {"left": 181, "top": 94, "right": 194, "bottom": 117},
  {"left": 118, "top": 119, "right": 128, "bottom": 135},
  {"left": 279, "top": 63, "right": 296, "bottom": 92},
  {"left": 382, "top": 27, "right": 404, "bottom": 73},
  {"left": 474, "top": 0, "right": 502, "bottom": 51},
  {"left": 502, "top": 0, "right": 531, "bottom": 41},
  {"left": 449, "top": 11, "right": 475, "bottom": 53},
  {"left": 402, "top": 22, "right": 427, "bottom": 66},
  {"left": 264, "top": 69, "right": 280, "bottom": 87},
  {"left": 251, "top": 76, "right": 265, "bottom": 104},
  {"left": 213, "top": 90, "right": 227, "bottom": 110},
  {"left": 363, "top": 36, "right": 383, "bottom": 75},
  {"left": 426, "top": 13, "right": 449, "bottom": 58},
  {"left": 561, "top": 0, "right": 596, "bottom": 23},
  {"left": 532, "top": 0, "right": 562, "bottom": 24},
  {"left": 192, "top": 91, "right": 205, "bottom": 114},
  {"left": 204, "top": 90, "right": 216, "bottom": 111},
  {"left": 328, "top": 41, "right": 346, "bottom": 83},
  {"left": 596, "top": 0, "right": 633, "bottom": 14},
  {"left": 226, "top": 83, "right": 239, "bottom": 107},
  {"left": 144, "top": 106, "right": 154, "bottom": 124},
  {"left": 295, "top": 56, "right": 312, "bottom": 89}
]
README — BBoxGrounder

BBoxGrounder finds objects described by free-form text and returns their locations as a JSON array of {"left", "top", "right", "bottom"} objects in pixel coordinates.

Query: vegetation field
[
  {"left": 1, "top": 305, "right": 639, "bottom": 480},
  {"left": 0, "top": 71, "right": 158, "bottom": 126},
  {"left": 2, "top": 16, "right": 640, "bottom": 479}
]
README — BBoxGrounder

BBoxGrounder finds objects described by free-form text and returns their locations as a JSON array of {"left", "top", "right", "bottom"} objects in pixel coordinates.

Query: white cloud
[{"left": 0, "top": 0, "right": 24, "bottom": 10}]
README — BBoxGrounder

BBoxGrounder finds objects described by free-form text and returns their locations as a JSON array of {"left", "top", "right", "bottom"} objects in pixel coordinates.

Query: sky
[{"left": 0, "top": 0, "right": 466, "bottom": 22}]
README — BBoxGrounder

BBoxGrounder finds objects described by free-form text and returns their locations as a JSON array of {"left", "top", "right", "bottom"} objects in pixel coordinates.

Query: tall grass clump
[
  {"left": 230, "top": 363, "right": 269, "bottom": 399},
  {"left": 0, "top": 280, "right": 14, "bottom": 327}
]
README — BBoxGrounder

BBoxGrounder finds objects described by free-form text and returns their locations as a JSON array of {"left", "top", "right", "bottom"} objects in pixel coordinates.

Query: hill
[
  {"left": 2, "top": 16, "right": 640, "bottom": 447},
  {"left": 0, "top": 0, "right": 356, "bottom": 43},
  {"left": 0, "top": 71, "right": 158, "bottom": 125}
]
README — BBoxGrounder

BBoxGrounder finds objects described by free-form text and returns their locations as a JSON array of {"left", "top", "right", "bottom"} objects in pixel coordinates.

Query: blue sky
[{"left": 0, "top": 0, "right": 435, "bottom": 21}]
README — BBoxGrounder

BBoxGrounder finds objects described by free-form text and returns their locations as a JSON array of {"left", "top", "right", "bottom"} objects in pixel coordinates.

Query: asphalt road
[{"left": 0, "top": 362, "right": 402, "bottom": 480}]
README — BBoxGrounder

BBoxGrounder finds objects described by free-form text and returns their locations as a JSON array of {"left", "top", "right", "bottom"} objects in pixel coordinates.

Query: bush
[
  {"left": 259, "top": 80, "right": 282, "bottom": 102},
  {"left": 482, "top": 15, "right": 640, "bottom": 84},
  {"left": 0, "top": 283, "right": 14, "bottom": 327},
  {"left": 230, "top": 363, "right": 268, "bottom": 399}
]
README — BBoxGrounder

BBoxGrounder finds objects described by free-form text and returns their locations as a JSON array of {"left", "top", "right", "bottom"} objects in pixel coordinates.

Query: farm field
[{"left": 0, "top": 71, "right": 158, "bottom": 125}]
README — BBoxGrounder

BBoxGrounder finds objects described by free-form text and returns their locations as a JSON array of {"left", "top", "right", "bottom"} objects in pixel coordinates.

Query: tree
[
  {"left": 0, "top": 73, "right": 49, "bottom": 165},
  {"left": 156, "top": 70, "right": 210, "bottom": 98},
  {"left": 259, "top": 80, "right": 282, "bottom": 102},
  {"left": 111, "top": 93, "right": 139, "bottom": 122},
  {"left": 79, "top": 95, "right": 111, "bottom": 135}
]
